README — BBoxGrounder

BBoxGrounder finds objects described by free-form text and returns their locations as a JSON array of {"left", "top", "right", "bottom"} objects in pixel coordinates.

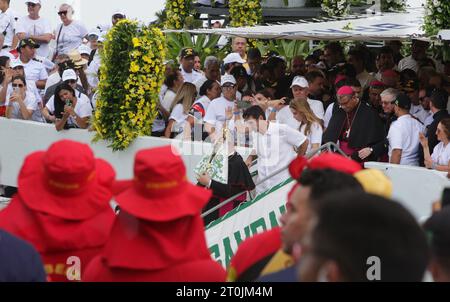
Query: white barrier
[
  {"left": 0, "top": 118, "right": 252, "bottom": 186},
  {"left": 365, "top": 162, "right": 450, "bottom": 221}
]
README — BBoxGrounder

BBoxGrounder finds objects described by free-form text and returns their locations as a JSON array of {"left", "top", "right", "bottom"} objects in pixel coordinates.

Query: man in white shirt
[
  {"left": 12, "top": 38, "right": 47, "bottom": 90},
  {"left": 398, "top": 39, "right": 443, "bottom": 73},
  {"left": 204, "top": 74, "right": 237, "bottom": 140},
  {"left": 0, "top": 0, "right": 18, "bottom": 51},
  {"left": 276, "top": 76, "right": 324, "bottom": 130},
  {"left": 16, "top": 1, "right": 53, "bottom": 59},
  {"left": 348, "top": 48, "right": 375, "bottom": 90},
  {"left": 388, "top": 94, "right": 425, "bottom": 166},
  {"left": 243, "top": 105, "right": 308, "bottom": 195},
  {"left": 179, "top": 47, "right": 202, "bottom": 84},
  {"left": 193, "top": 56, "right": 220, "bottom": 92}
]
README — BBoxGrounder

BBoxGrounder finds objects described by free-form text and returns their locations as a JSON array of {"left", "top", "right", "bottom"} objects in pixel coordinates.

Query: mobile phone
[
  {"left": 65, "top": 99, "right": 72, "bottom": 107},
  {"left": 284, "top": 97, "right": 292, "bottom": 106}
]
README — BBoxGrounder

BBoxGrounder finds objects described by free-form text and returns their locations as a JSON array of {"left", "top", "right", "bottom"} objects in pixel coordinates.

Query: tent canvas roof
[{"left": 166, "top": 7, "right": 427, "bottom": 41}]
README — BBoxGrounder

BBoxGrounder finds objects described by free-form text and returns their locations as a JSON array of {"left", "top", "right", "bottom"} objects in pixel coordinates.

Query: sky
[{"left": 10, "top": 0, "right": 166, "bottom": 31}]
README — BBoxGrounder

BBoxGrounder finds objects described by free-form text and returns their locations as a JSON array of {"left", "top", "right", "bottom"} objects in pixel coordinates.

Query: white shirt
[
  {"left": 44, "top": 72, "right": 61, "bottom": 93},
  {"left": 307, "top": 98, "right": 325, "bottom": 120},
  {"left": 251, "top": 122, "right": 307, "bottom": 194},
  {"left": 54, "top": 21, "right": 88, "bottom": 55},
  {"left": 169, "top": 103, "right": 188, "bottom": 134},
  {"left": 276, "top": 99, "right": 324, "bottom": 130},
  {"left": 86, "top": 59, "right": 100, "bottom": 89},
  {"left": 410, "top": 104, "right": 428, "bottom": 124},
  {"left": 300, "top": 122, "right": 323, "bottom": 154},
  {"left": 5, "top": 90, "right": 40, "bottom": 122},
  {"left": 431, "top": 142, "right": 450, "bottom": 166},
  {"left": 16, "top": 16, "right": 52, "bottom": 58},
  {"left": 180, "top": 67, "right": 203, "bottom": 84},
  {"left": 46, "top": 91, "right": 92, "bottom": 127},
  {"left": 189, "top": 95, "right": 211, "bottom": 121},
  {"left": 12, "top": 58, "right": 48, "bottom": 83},
  {"left": 324, "top": 103, "right": 334, "bottom": 128},
  {"left": 0, "top": 8, "right": 18, "bottom": 48},
  {"left": 193, "top": 74, "right": 208, "bottom": 93},
  {"left": 388, "top": 114, "right": 425, "bottom": 166},
  {"left": 161, "top": 89, "right": 177, "bottom": 112},
  {"left": 204, "top": 96, "right": 235, "bottom": 135},
  {"left": 424, "top": 113, "right": 434, "bottom": 127}
]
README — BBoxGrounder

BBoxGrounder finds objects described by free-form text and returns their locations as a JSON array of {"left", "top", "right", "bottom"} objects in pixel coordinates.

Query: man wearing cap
[
  {"left": 387, "top": 93, "right": 425, "bottom": 166},
  {"left": 0, "top": 0, "right": 19, "bottom": 51},
  {"left": 16, "top": 1, "right": 52, "bottom": 59},
  {"left": 223, "top": 52, "right": 246, "bottom": 75},
  {"left": 0, "top": 140, "right": 117, "bottom": 282},
  {"left": 204, "top": 74, "right": 238, "bottom": 139},
  {"left": 323, "top": 86, "right": 386, "bottom": 163},
  {"left": 83, "top": 146, "right": 226, "bottom": 282},
  {"left": 179, "top": 47, "right": 202, "bottom": 84},
  {"left": 12, "top": 38, "right": 48, "bottom": 90},
  {"left": 402, "top": 79, "right": 429, "bottom": 124},
  {"left": 111, "top": 11, "right": 126, "bottom": 27}
]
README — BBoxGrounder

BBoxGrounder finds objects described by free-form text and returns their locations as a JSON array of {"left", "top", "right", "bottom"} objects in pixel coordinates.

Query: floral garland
[
  {"left": 321, "top": 0, "right": 350, "bottom": 17},
  {"left": 381, "top": 0, "right": 406, "bottom": 12},
  {"left": 93, "top": 20, "right": 166, "bottom": 151},
  {"left": 165, "top": 0, "right": 191, "bottom": 29},
  {"left": 423, "top": 0, "right": 450, "bottom": 36},
  {"left": 229, "top": 0, "right": 262, "bottom": 27}
]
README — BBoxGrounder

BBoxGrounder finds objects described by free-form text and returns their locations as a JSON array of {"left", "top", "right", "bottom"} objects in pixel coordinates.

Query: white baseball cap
[
  {"left": 62, "top": 69, "right": 77, "bottom": 82},
  {"left": 223, "top": 53, "right": 246, "bottom": 65},
  {"left": 221, "top": 74, "right": 237, "bottom": 86},
  {"left": 25, "top": 0, "right": 41, "bottom": 5},
  {"left": 78, "top": 45, "right": 91, "bottom": 56},
  {"left": 291, "top": 76, "right": 309, "bottom": 89}
]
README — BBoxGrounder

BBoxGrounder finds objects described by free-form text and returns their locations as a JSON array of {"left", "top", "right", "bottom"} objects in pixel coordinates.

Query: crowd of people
[{"left": 0, "top": 140, "right": 449, "bottom": 283}]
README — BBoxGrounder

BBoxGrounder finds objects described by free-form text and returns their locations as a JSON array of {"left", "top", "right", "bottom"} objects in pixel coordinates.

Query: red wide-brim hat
[
  {"left": 18, "top": 152, "right": 116, "bottom": 221},
  {"left": 115, "top": 180, "right": 212, "bottom": 222}
]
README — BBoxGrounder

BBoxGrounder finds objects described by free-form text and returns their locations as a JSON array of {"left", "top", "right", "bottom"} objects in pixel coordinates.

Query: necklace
[{"left": 345, "top": 102, "right": 362, "bottom": 139}]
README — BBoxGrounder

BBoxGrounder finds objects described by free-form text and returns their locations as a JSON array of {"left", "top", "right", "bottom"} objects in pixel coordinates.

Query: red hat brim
[
  {"left": 115, "top": 181, "right": 212, "bottom": 222},
  {"left": 18, "top": 152, "right": 116, "bottom": 221}
]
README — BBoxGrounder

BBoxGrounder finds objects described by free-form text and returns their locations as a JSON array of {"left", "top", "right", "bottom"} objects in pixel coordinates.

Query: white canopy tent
[{"left": 166, "top": 7, "right": 427, "bottom": 41}]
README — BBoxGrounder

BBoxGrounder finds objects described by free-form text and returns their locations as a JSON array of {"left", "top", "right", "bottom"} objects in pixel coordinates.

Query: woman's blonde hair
[
  {"left": 290, "top": 98, "right": 323, "bottom": 135},
  {"left": 170, "top": 82, "right": 197, "bottom": 114}
]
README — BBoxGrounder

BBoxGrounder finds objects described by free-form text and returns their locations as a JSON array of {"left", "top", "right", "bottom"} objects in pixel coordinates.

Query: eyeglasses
[
  {"left": 12, "top": 84, "right": 24, "bottom": 88},
  {"left": 27, "top": 3, "right": 37, "bottom": 8},
  {"left": 58, "top": 11, "right": 68, "bottom": 16},
  {"left": 113, "top": 14, "right": 125, "bottom": 19}
]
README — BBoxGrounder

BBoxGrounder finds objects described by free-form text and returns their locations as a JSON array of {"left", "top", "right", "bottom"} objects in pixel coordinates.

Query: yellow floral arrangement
[
  {"left": 165, "top": 0, "right": 191, "bottom": 29},
  {"left": 93, "top": 20, "right": 166, "bottom": 151},
  {"left": 229, "top": 0, "right": 262, "bottom": 27}
]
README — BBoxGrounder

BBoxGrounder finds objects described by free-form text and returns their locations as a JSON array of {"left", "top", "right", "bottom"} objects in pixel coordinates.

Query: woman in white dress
[
  {"left": 290, "top": 98, "right": 324, "bottom": 154},
  {"left": 420, "top": 118, "right": 450, "bottom": 172}
]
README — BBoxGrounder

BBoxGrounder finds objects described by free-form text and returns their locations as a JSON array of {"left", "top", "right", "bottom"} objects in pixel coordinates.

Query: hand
[
  {"left": 358, "top": 148, "right": 373, "bottom": 160},
  {"left": 269, "top": 98, "right": 286, "bottom": 111},
  {"left": 3, "top": 68, "right": 13, "bottom": 83},
  {"left": 64, "top": 105, "right": 75, "bottom": 116},
  {"left": 197, "top": 173, "right": 211, "bottom": 187},
  {"left": 424, "top": 158, "right": 433, "bottom": 169},
  {"left": 242, "top": 95, "right": 254, "bottom": 103},
  {"left": 245, "top": 158, "right": 253, "bottom": 168},
  {"left": 419, "top": 133, "right": 428, "bottom": 147}
]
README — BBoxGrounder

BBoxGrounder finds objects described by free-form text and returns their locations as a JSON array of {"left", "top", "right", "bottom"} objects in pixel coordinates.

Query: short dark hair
[
  {"left": 243, "top": 105, "right": 266, "bottom": 121},
  {"left": 324, "top": 42, "right": 344, "bottom": 56},
  {"left": 377, "top": 46, "right": 394, "bottom": 58},
  {"left": 424, "top": 207, "right": 450, "bottom": 276},
  {"left": 305, "top": 71, "right": 325, "bottom": 84},
  {"left": 164, "top": 70, "right": 180, "bottom": 88},
  {"left": 54, "top": 83, "right": 76, "bottom": 119},
  {"left": 199, "top": 80, "right": 217, "bottom": 97},
  {"left": 298, "top": 169, "right": 364, "bottom": 210},
  {"left": 305, "top": 55, "right": 319, "bottom": 63},
  {"left": 400, "top": 69, "right": 418, "bottom": 83},
  {"left": 431, "top": 88, "right": 449, "bottom": 110},
  {"left": 348, "top": 48, "right": 365, "bottom": 63},
  {"left": 248, "top": 48, "right": 262, "bottom": 60},
  {"left": 11, "top": 75, "right": 26, "bottom": 86},
  {"left": 311, "top": 192, "right": 429, "bottom": 282},
  {"left": 345, "top": 77, "right": 362, "bottom": 88}
]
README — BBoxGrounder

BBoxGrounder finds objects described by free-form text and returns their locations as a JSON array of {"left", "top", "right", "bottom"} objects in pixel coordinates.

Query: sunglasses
[
  {"left": 58, "top": 11, "right": 68, "bottom": 16},
  {"left": 12, "top": 84, "right": 24, "bottom": 88},
  {"left": 65, "top": 80, "right": 77, "bottom": 84},
  {"left": 27, "top": 3, "right": 37, "bottom": 8},
  {"left": 113, "top": 14, "right": 125, "bottom": 19}
]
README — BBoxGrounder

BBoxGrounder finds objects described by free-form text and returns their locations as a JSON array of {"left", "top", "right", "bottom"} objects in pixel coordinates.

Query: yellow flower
[
  {"left": 132, "top": 37, "right": 141, "bottom": 48},
  {"left": 130, "top": 61, "right": 140, "bottom": 73}
]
